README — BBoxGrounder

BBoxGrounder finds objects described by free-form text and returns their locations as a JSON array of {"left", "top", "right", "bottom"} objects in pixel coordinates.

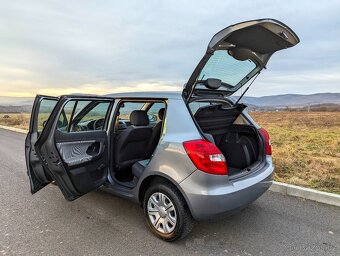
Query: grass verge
[{"left": 250, "top": 112, "right": 340, "bottom": 194}]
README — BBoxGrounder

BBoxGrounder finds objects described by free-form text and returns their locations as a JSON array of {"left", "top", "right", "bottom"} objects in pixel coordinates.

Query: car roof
[{"left": 106, "top": 91, "right": 183, "bottom": 99}]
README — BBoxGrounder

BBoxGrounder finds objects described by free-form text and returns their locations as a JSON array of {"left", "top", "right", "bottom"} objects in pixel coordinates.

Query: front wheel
[{"left": 143, "top": 182, "right": 194, "bottom": 241}]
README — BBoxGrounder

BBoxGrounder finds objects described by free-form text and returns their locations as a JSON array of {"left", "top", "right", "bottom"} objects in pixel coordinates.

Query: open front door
[
  {"left": 34, "top": 95, "right": 114, "bottom": 201},
  {"left": 25, "top": 95, "right": 59, "bottom": 194}
]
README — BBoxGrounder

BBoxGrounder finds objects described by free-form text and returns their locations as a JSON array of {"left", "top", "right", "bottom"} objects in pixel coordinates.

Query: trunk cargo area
[{"left": 193, "top": 103, "right": 262, "bottom": 176}]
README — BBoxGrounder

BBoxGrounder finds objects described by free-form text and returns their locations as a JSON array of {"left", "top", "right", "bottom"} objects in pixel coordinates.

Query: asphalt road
[{"left": 0, "top": 128, "right": 339, "bottom": 256}]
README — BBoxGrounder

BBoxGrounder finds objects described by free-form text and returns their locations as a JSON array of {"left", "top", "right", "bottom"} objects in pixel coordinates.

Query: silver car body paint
[{"left": 101, "top": 91, "right": 274, "bottom": 220}]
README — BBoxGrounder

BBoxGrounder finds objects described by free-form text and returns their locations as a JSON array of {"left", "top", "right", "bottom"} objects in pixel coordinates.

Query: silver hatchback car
[{"left": 25, "top": 19, "right": 299, "bottom": 241}]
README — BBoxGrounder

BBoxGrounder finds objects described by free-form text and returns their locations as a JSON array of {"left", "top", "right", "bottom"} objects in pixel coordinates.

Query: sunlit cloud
[
  {"left": 0, "top": 0, "right": 339, "bottom": 99},
  {"left": 1, "top": 80, "right": 182, "bottom": 97}
]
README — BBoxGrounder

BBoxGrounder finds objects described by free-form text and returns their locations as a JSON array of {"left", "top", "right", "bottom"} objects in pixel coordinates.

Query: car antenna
[{"left": 235, "top": 72, "right": 260, "bottom": 105}]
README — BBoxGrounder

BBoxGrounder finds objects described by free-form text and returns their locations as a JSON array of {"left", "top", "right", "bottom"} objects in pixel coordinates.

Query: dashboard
[{"left": 72, "top": 118, "right": 105, "bottom": 131}]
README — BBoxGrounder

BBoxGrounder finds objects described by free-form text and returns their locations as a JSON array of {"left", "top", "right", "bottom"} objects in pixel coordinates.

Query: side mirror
[
  {"left": 42, "top": 120, "right": 47, "bottom": 128},
  {"left": 148, "top": 114, "right": 158, "bottom": 122}
]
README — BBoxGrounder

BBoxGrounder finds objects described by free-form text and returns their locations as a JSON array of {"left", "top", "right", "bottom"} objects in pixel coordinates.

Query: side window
[
  {"left": 37, "top": 99, "right": 58, "bottom": 132},
  {"left": 147, "top": 102, "right": 166, "bottom": 123},
  {"left": 57, "top": 101, "right": 76, "bottom": 132},
  {"left": 115, "top": 101, "right": 167, "bottom": 132},
  {"left": 115, "top": 101, "right": 147, "bottom": 132},
  {"left": 57, "top": 100, "right": 111, "bottom": 132},
  {"left": 73, "top": 100, "right": 91, "bottom": 118},
  {"left": 70, "top": 102, "right": 110, "bottom": 132},
  {"left": 118, "top": 102, "right": 144, "bottom": 120}
]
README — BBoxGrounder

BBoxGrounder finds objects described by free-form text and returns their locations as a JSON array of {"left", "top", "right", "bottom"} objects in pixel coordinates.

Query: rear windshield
[{"left": 198, "top": 50, "right": 256, "bottom": 88}]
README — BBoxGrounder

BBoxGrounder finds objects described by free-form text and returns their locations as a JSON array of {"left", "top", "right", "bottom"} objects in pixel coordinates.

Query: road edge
[
  {"left": 1, "top": 124, "right": 339, "bottom": 207},
  {"left": 0, "top": 125, "right": 27, "bottom": 134},
  {"left": 270, "top": 181, "right": 340, "bottom": 207}
]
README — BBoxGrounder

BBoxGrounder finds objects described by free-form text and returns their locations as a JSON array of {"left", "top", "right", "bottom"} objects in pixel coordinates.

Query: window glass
[
  {"left": 57, "top": 110, "right": 67, "bottom": 130},
  {"left": 37, "top": 99, "right": 57, "bottom": 132},
  {"left": 147, "top": 102, "right": 166, "bottom": 122},
  {"left": 198, "top": 50, "right": 256, "bottom": 87},
  {"left": 73, "top": 101, "right": 91, "bottom": 117},
  {"left": 57, "top": 100, "right": 110, "bottom": 132},
  {"left": 57, "top": 101, "right": 76, "bottom": 132},
  {"left": 70, "top": 102, "right": 110, "bottom": 131},
  {"left": 118, "top": 102, "right": 144, "bottom": 120}
]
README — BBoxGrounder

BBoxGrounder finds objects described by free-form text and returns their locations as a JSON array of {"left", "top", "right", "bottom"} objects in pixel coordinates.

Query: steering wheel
[
  {"left": 73, "top": 124, "right": 87, "bottom": 132},
  {"left": 93, "top": 118, "right": 105, "bottom": 130}
]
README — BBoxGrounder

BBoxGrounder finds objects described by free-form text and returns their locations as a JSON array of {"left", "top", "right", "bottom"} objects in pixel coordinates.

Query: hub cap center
[{"left": 159, "top": 206, "right": 166, "bottom": 218}]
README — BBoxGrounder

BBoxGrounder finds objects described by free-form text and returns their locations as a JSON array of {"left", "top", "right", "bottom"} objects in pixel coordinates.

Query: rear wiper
[{"left": 234, "top": 72, "right": 260, "bottom": 105}]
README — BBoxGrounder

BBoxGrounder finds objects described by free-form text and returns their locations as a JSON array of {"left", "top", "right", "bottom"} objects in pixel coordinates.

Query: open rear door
[
  {"left": 183, "top": 18, "right": 300, "bottom": 100},
  {"left": 33, "top": 95, "right": 114, "bottom": 201},
  {"left": 25, "top": 95, "right": 59, "bottom": 194}
]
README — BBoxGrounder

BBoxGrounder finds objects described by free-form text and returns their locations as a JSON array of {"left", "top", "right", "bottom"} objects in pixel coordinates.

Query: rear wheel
[{"left": 143, "top": 182, "right": 194, "bottom": 241}]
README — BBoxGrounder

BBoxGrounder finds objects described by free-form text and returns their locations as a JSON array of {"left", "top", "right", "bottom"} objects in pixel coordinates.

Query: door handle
[{"left": 86, "top": 142, "right": 101, "bottom": 156}]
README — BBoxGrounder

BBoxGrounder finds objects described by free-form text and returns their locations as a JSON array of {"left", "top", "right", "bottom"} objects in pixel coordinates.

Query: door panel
[
  {"left": 35, "top": 96, "right": 113, "bottom": 200},
  {"left": 56, "top": 140, "right": 101, "bottom": 167},
  {"left": 55, "top": 130, "right": 106, "bottom": 167},
  {"left": 54, "top": 130, "right": 108, "bottom": 194},
  {"left": 25, "top": 95, "right": 58, "bottom": 194}
]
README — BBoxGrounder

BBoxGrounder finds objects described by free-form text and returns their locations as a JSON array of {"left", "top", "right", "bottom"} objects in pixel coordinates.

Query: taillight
[
  {"left": 183, "top": 140, "right": 228, "bottom": 175},
  {"left": 259, "top": 128, "right": 272, "bottom": 155}
]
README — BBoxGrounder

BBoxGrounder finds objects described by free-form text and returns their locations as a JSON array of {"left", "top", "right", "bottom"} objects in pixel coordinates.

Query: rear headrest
[
  {"left": 158, "top": 108, "right": 165, "bottom": 121},
  {"left": 130, "top": 110, "right": 149, "bottom": 126}
]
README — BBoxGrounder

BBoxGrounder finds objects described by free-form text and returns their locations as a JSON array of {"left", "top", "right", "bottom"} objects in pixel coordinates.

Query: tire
[{"left": 143, "top": 182, "right": 194, "bottom": 241}]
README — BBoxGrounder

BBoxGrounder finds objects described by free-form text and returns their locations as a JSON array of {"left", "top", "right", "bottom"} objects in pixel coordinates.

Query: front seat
[
  {"left": 146, "top": 108, "right": 165, "bottom": 157},
  {"left": 114, "top": 110, "right": 152, "bottom": 175}
]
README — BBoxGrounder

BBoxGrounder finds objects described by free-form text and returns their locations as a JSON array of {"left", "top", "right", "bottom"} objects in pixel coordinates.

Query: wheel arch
[{"left": 138, "top": 174, "right": 193, "bottom": 215}]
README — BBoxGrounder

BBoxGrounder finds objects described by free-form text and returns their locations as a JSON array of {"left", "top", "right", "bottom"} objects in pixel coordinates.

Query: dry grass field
[
  {"left": 0, "top": 113, "right": 31, "bottom": 130},
  {"left": 250, "top": 112, "right": 340, "bottom": 194},
  {"left": 1, "top": 111, "right": 339, "bottom": 194}
]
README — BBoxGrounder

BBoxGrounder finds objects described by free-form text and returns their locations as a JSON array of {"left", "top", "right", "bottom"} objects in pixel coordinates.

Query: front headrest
[
  {"left": 130, "top": 110, "right": 149, "bottom": 126},
  {"left": 158, "top": 108, "right": 165, "bottom": 121}
]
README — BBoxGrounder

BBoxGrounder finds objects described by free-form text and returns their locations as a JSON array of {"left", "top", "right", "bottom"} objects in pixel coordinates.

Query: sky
[{"left": 0, "top": 0, "right": 339, "bottom": 98}]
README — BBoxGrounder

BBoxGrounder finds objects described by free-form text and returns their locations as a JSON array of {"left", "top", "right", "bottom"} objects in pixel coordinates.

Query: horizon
[
  {"left": 1, "top": 92, "right": 340, "bottom": 106},
  {"left": 1, "top": 1, "right": 340, "bottom": 97}
]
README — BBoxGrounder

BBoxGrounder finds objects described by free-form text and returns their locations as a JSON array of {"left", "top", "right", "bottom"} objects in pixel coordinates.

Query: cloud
[
  {"left": 0, "top": 78, "right": 182, "bottom": 97},
  {"left": 0, "top": 0, "right": 339, "bottom": 97}
]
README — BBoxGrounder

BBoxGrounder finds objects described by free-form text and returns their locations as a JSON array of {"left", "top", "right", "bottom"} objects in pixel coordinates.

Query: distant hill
[
  {"left": 238, "top": 93, "right": 340, "bottom": 107},
  {"left": 0, "top": 93, "right": 339, "bottom": 112},
  {"left": 0, "top": 105, "right": 32, "bottom": 113},
  {"left": 0, "top": 96, "right": 34, "bottom": 106}
]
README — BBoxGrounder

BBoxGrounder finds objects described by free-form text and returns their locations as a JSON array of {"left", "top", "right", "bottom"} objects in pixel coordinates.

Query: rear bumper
[{"left": 179, "top": 157, "right": 274, "bottom": 220}]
